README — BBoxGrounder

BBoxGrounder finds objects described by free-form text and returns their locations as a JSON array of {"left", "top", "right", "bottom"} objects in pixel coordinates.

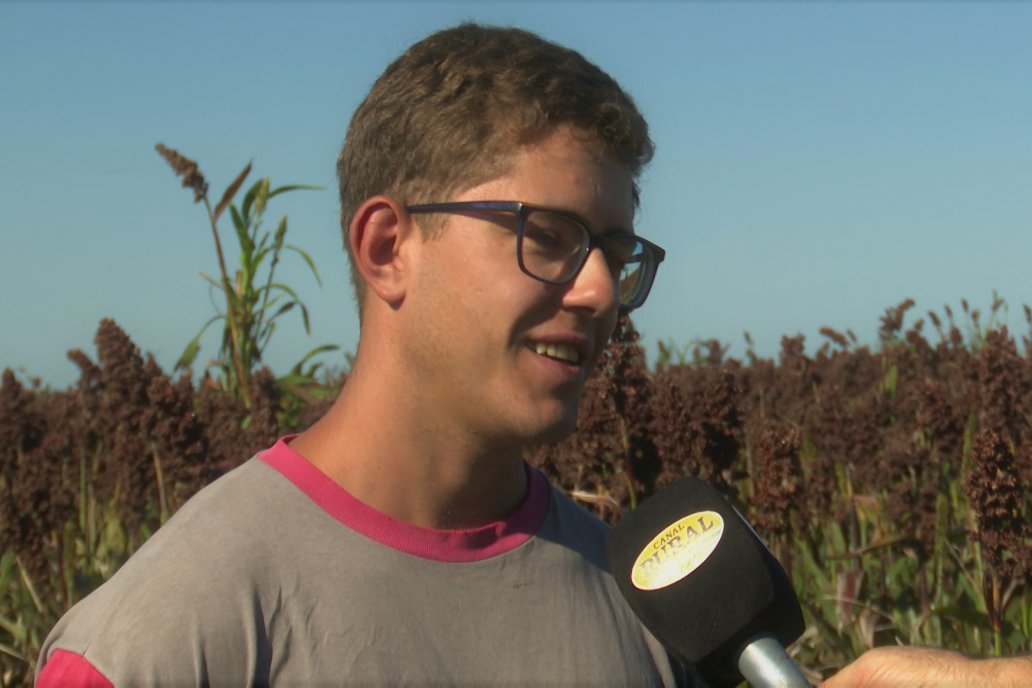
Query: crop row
[{"left": 2, "top": 299, "right": 1030, "bottom": 685}]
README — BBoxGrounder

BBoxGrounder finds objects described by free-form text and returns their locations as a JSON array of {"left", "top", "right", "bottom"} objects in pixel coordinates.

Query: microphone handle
[{"left": 736, "top": 632, "right": 811, "bottom": 688}]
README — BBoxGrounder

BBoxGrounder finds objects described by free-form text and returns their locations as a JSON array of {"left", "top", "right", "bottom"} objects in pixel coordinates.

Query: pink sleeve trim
[
  {"left": 36, "top": 649, "right": 113, "bottom": 688},
  {"left": 259, "top": 435, "right": 551, "bottom": 562}
]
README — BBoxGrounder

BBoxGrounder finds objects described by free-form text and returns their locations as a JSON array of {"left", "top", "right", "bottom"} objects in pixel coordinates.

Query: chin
[
  {"left": 502, "top": 391, "right": 583, "bottom": 446},
  {"left": 526, "top": 408, "right": 580, "bottom": 445}
]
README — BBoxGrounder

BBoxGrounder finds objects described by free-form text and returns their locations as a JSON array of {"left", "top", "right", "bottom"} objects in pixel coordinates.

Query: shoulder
[
  {"left": 37, "top": 455, "right": 303, "bottom": 685},
  {"left": 537, "top": 477, "right": 612, "bottom": 569}
]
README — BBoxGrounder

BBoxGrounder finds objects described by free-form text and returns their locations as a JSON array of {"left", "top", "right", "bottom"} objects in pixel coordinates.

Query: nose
[{"left": 561, "top": 246, "right": 619, "bottom": 316}]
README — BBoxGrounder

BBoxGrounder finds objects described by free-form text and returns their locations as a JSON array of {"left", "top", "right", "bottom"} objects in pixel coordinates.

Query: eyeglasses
[{"left": 405, "top": 201, "right": 665, "bottom": 311}]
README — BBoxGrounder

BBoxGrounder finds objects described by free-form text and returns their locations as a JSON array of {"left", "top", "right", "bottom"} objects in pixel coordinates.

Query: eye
[
  {"left": 601, "top": 233, "right": 640, "bottom": 272},
  {"left": 523, "top": 225, "right": 564, "bottom": 250},
  {"left": 521, "top": 210, "right": 584, "bottom": 258}
]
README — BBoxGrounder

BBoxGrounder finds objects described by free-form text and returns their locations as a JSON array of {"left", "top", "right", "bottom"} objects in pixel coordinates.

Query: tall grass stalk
[{"left": 155, "top": 144, "right": 338, "bottom": 410}]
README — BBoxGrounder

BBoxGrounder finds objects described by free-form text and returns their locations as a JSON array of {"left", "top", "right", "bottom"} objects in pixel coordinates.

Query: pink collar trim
[{"left": 258, "top": 436, "right": 550, "bottom": 562}]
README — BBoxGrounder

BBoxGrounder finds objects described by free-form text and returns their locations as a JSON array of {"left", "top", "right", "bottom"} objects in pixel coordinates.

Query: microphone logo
[{"left": 631, "top": 511, "right": 725, "bottom": 591}]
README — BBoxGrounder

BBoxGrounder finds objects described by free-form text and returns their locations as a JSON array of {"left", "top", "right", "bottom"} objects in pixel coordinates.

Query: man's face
[{"left": 400, "top": 126, "right": 633, "bottom": 447}]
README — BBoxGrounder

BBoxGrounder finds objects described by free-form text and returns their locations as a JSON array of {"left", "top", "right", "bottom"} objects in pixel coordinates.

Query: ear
[{"left": 349, "top": 196, "right": 416, "bottom": 308}]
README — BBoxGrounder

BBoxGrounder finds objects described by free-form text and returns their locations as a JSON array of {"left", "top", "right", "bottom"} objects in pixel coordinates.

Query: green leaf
[
  {"left": 269, "top": 281, "right": 302, "bottom": 300},
  {"left": 277, "top": 372, "right": 315, "bottom": 388},
  {"left": 100, "top": 514, "right": 127, "bottom": 558},
  {"left": 267, "top": 183, "right": 322, "bottom": 200},
  {"left": 0, "top": 551, "right": 15, "bottom": 593},
  {"left": 258, "top": 321, "right": 278, "bottom": 353},
  {"left": 251, "top": 244, "right": 274, "bottom": 271},
  {"left": 828, "top": 521, "right": 848, "bottom": 556},
  {"left": 850, "top": 533, "right": 918, "bottom": 557},
  {"left": 232, "top": 207, "right": 255, "bottom": 258},
  {"left": 236, "top": 254, "right": 255, "bottom": 298},
  {"left": 230, "top": 203, "right": 247, "bottom": 238},
  {"left": 175, "top": 337, "right": 200, "bottom": 372},
  {"left": 16, "top": 557, "right": 44, "bottom": 614},
  {"left": 290, "top": 343, "right": 341, "bottom": 375},
  {"left": 241, "top": 179, "right": 259, "bottom": 220},
  {"left": 270, "top": 301, "right": 297, "bottom": 320},
  {"left": 286, "top": 244, "right": 323, "bottom": 286},
  {"left": 0, "top": 616, "right": 28, "bottom": 645},
  {"left": 254, "top": 231, "right": 272, "bottom": 258},
  {"left": 0, "top": 636, "right": 29, "bottom": 662},
  {"left": 174, "top": 315, "right": 221, "bottom": 371},
  {"left": 255, "top": 290, "right": 284, "bottom": 310},
  {"left": 933, "top": 605, "right": 991, "bottom": 629},
  {"left": 883, "top": 363, "right": 899, "bottom": 400},
  {"left": 797, "top": 537, "right": 833, "bottom": 591}
]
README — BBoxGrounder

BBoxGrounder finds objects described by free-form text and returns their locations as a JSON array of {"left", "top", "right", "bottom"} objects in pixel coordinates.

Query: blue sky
[{"left": 3, "top": 1, "right": 1031, "bottom": 388}]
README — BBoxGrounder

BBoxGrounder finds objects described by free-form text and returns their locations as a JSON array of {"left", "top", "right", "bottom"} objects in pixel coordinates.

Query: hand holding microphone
[{"left": 606, "top": 477, "right": 811, "bottom": 688}]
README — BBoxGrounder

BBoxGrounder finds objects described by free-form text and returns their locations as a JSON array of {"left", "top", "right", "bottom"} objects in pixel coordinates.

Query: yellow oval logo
[{"left": 630, "top": 511, "right": 724, "bottom": 591}]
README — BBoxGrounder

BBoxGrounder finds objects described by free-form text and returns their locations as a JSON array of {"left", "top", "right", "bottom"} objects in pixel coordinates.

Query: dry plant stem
[
  {"left": 14, "top": 559, "right": 42, "bottom": 616},
  {"left": 618, "top": 416, "right": 637, "bottom": 509},
  {"left": 990, "top": 575, "right": 1004, "bottom": 656},
  {"left": 0, "top": 640, "right": 27, "bottom": 663},
  {"left": 201, "top": 196, "right": 252, "bottom": 408},
  {"left": 151, "top": 448, "right": 169, "bottom": 521},
  {"left": 252, "top": 218, "right": 284, "bottom": 355}
]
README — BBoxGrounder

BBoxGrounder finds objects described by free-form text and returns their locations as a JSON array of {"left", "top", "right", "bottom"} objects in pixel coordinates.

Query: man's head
[{"left": 337, "top": 23, "right": 654, "bottom": 305}]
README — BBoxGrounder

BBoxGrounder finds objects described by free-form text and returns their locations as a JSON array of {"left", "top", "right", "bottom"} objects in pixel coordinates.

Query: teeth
[{"left": 533, "top": 342, "right": 580, "bottom": 364}]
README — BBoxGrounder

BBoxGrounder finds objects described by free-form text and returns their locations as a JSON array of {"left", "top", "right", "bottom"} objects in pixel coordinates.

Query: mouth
[{"left": 529, "top": 341, "right": 585, "bottom": 366}]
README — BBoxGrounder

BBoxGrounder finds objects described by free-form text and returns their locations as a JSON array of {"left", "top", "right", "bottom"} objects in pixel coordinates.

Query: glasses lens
[
  {"left": 519, "top": 209, "right": 589, "bottom": 283},
  {"left": 518, "top": 207, "right": 658, "bottom": 310}
]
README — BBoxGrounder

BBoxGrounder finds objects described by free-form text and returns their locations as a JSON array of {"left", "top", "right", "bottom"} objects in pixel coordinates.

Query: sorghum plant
[{"left": 156, "top": 144, "right": 337, "bottom": 410}]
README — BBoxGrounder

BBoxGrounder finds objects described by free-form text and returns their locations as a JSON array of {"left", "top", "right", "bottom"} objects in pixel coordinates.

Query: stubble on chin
[{"left": 526, "top": 396, "right": 583, "bottom": 447}]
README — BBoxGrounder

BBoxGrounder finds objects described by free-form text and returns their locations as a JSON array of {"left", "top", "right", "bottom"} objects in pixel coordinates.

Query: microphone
[{"left": 606, "top": 477, "right": 810, "bottom": 688}]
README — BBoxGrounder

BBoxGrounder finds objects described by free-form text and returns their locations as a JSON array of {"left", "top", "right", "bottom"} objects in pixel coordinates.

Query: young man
[{"left": 36, "top": 23, "right": 682, "bottom": 686}]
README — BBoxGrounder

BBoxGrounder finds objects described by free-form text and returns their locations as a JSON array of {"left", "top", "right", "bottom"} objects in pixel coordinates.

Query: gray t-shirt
[{"left": 39, "top": 438, "right": 686, "bottom": 686}]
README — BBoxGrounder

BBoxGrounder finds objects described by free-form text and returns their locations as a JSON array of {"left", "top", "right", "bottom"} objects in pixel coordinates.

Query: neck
[{"left": 290, "top": 353, "right": 529, "bottom": 530}]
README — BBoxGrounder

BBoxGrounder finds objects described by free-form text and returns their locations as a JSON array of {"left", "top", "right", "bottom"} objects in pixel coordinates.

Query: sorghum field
[{"left": 2, "top": 298, "right": 1031, "bottom": 686}]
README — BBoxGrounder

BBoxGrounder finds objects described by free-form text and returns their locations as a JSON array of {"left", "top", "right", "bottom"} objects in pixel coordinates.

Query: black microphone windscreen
[{"left": 606, "top": 478, "right": 805, "bottom": 687}]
